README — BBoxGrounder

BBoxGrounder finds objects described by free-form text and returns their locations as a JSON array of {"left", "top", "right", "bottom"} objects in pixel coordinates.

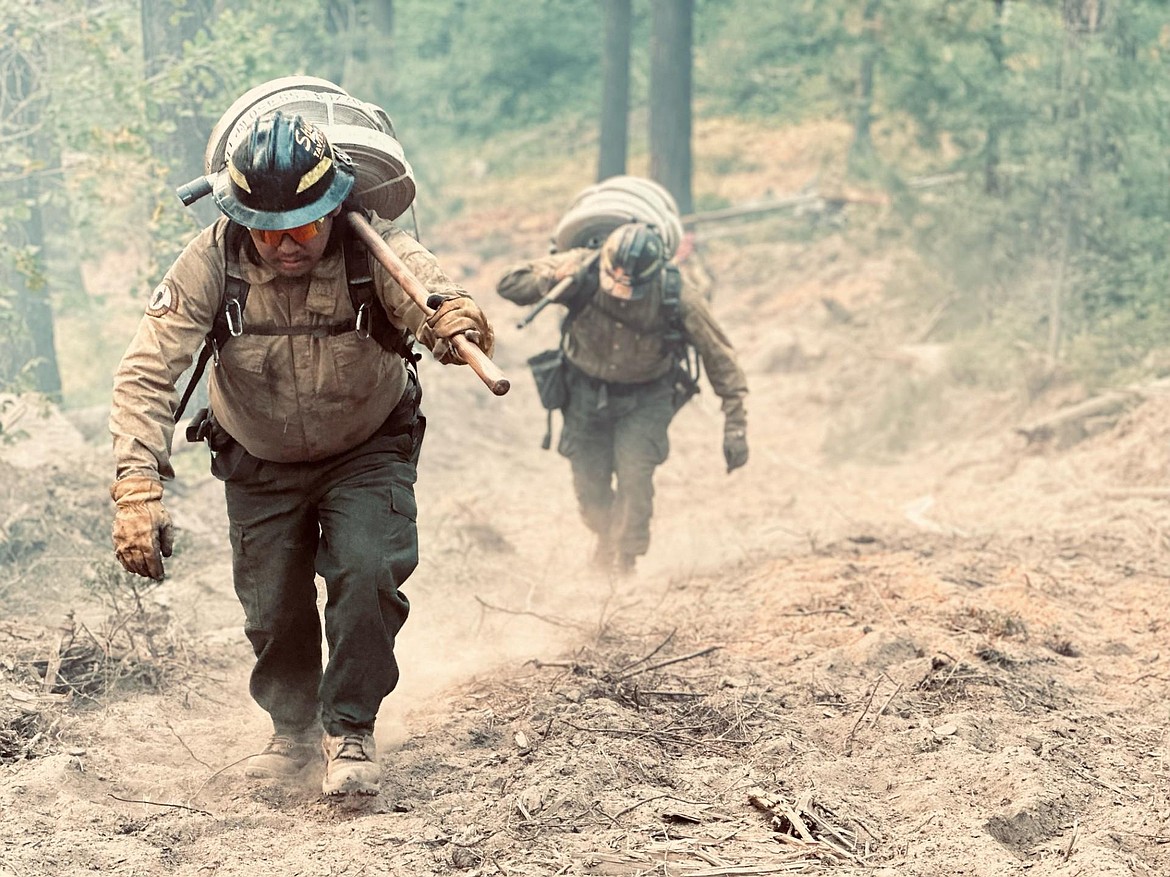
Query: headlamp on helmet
[{"left": 598, "top": 222, "right": 665, "bottom": 301}]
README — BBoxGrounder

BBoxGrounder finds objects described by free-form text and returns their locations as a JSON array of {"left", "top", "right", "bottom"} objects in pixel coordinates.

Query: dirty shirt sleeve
[
  {"left": 495, "top": 249, "right": 593, "bottom": 307},
  {"left": 680, "top": 282, "right": 749, "bottom": 431},
  {"left": 109, "top": 227, "right": 224, "bottom": 482},
  {"left": 366, "top": 218, "right": 472, "bottom": 345}
]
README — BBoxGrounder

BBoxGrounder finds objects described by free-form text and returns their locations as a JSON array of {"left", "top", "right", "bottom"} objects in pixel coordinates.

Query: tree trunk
[
  {"left": 649, "top": 0, "right": 693, "bottom": 214},
  {"left": 1, "top": 30, "right": 61, "bottom": 400},
  {"left": 1063, "top": 0, "right": 1105, "bottom": 32},
  {"left": 598, "top": 0, "right": 631, "bottom": 181},
  {"left": 984, "top": 0, "right": 1006, "bottom": 195},
  {"left": 1046, "top": 0, "right": 1103, "bottom": 365},
  {"left": 847, "top": 0, "right": 881, "bottom": 176},
  {"left": 141, "top": 0, "right": 216, "bottom": 225},
  {"left": 325, "top": 0, "right": 395, "bottom": 88}
]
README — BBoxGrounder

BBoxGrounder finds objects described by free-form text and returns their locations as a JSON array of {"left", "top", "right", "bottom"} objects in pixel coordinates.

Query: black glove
[{"left": 723, "top": 427, "right": 749, "bottom": 473}]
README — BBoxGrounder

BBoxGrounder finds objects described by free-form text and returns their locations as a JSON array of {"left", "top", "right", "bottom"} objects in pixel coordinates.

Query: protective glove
[
  {"left": 110, "top": 476, "right": 174, "bottom": 580},
  {"left": 552, "top": 249, "right": 599, "bottom": 284},
  {"left": 423, "top": 293, "right": 495, "bottom": 364},
  {"left": 723, "top": 426, "right": 749, "bottom": 473}
]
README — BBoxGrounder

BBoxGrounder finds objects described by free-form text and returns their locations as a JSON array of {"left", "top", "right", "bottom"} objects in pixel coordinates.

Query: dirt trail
[{"left": 4, "top": 202, "right": 1170, "bottom": 877}]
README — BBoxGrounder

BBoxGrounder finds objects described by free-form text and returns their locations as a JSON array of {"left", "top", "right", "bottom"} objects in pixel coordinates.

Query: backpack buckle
[
  {"left": 355, "top": 303, "right": 371, "bottom": 339},
  {"left": 225, "top": 298, "right": 244, "bottom": 337}
]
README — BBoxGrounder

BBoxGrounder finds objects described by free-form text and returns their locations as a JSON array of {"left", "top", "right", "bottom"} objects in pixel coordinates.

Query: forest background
[
  {"left": 6, "top": 4, "right": 1170, "bottom": 873},
  {"left": 1, "top": 0, "right": 1169, "bottom": 416}
]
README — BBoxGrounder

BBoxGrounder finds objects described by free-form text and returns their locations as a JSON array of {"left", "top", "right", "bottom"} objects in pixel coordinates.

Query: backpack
[
  {"left": 174, "top": 217, "right": 417, "bottom": 423},
  {"left": 528, "top": 263, "right": 700, "bottom": 449}
]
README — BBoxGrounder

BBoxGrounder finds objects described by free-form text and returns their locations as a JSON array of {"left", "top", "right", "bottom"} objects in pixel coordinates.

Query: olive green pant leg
[
  {"left": 314, "top": 433, "right": 417, "bottom": 736},
  {"left": 224, "top": 431, "right": 418, "bottom": 738},
  {"left": 610, "top": 386, "right": 673, "bottom": 558},
  {"left": 559, "top": 372, "right": 674, "bottom": 559},
  {"left": 559, "top": 371, "right": 617, "bottom": 540},
  {"left": 226, "top": 467, "right": 324, "bottom": 736}
]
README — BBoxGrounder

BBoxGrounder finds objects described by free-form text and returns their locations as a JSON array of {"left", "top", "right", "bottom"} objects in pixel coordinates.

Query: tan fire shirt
[
  {"left": 497, "top": 248, "right": 748, "bottom": 429},
  {"left": 110, "top": 214, "right": 466, "bottom": 481}
]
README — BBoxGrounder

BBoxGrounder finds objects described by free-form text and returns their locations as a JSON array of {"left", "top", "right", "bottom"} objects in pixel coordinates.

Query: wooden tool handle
[{"left": 346, "top": 211, "right": 509, "bottom": 396}]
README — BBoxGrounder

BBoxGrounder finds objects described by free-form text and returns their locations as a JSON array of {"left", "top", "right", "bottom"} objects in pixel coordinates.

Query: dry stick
[
  {"left": 607, "top": 792, "right": 711, "bottom": 822},
  {"left": 794, "top": 792, "right": 859, "bottom": 857},
  {"left": 528, "top": 659, "right": 584, "bottom": 670},
  {"left": 616, "top": 629, "right": 678, "bottom": 674},
  {"left": 685, "top": 865, "right": 809, "bottom": 877},
  {"left": 166, "top": 720, "right": 213, "bottom": 769},
  {"left": 41, "top": 630, "right": 64, "bottom": 694},
  {"left": 1063, "top": 818, "right": 1080, "bottom": 862},
  {"left": 775, "top": 799, "right": 816, "bottom": 843},
  {"left": 345, "top": 211, "right": 509, "bottom": 396},
  {"left": 1065, "top": 762, "right": 1132, "bottom": 798},
  {"left": 843, "top": 678, "right": 882, "bottom": 754},
  {"left": 107, "top": 794, "right": 212, "bottom": 816},
  {"left": 867, "top": 675, "right": 903, "bottom": 731},
  {"left": 642, "top": 690, "right": 706, "bottom": 698},
  {"left": 866, "top": 579, "right": 901, "bottom": 626},
  {"left": 473, "top": 595, "right": 588, "bottom": 631},
  {"left": 192, "top": 753, "right": 260, "bottom": 801},
  {"left": 619, "top": 646, "right": 720, "bottom": 680}
]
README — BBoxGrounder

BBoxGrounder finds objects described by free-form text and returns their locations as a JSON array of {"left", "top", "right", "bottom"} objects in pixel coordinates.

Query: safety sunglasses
[{"left": 250, "top": 217, "right": 326, "bottom": 247}]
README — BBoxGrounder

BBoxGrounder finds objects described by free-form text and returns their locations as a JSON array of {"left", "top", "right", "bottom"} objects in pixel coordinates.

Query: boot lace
[{"left": 333, "top": 735, "right": 371, "bottom": 761}]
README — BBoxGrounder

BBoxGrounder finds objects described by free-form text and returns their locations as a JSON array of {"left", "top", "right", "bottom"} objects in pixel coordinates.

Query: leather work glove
[
  {"left": 110, "top": 476, "right": 174, "bottom": 580},
  {"left": 424, "top": 293, "right": 495, "bottom": 364},
  {"left": 723, "top": 426, "right": 749, "bottom": 474},
  {"left": 553, "top": 249, "right": 599, "bottom": 284}
]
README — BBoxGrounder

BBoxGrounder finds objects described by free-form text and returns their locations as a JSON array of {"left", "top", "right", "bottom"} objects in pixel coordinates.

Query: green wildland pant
[
  {"left": 216, "top": 383, "right": 424, "bottom": 738},
  {"left": 558, "top": 366, "right": 674, "bottom": 559}
]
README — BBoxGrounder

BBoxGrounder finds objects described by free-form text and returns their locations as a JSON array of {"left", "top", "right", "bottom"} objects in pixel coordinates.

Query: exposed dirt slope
[{"left": 3, "top": 138, "right": 1170, "bottom": 876}]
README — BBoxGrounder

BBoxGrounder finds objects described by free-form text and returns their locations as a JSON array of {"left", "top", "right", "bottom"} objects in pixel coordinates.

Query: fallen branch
[
  {"left": 107, "top": 794, "right": 212, "bottom": 816},
  {"left": 474, "top": 596, "right": 588, "bottom": 631},
  {"left": 747, "top": 788, "right": 865, "bottom": 864},
  {"left": 1016, "top": 376, "right": 1170, "bottom": 447},
  {"left": 683, "top": 864, "right": 810, "bottom": 876},
  {"left": 616, "top": 629, "right": 677, "bottom": 675},
  {"left": 606, "top": 792, "right": 711, "bottom": 822},
  {"left": 619, "top": 646, "right": 720, "bottom": 680},
  {"left": 843, "top": 678, "right": 881, "bottom": 755}
]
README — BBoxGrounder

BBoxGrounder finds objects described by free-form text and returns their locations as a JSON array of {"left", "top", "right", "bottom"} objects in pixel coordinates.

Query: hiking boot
[
  {"left": 245, "top": 731, "right": 321, "bottom": 779},
  {"left": 321, "top": 733, "right": 380, "bottom": 797}
]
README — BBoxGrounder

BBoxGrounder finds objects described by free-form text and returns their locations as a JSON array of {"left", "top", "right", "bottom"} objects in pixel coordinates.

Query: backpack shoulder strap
[
  {"left": 342, "top": 221, "right": 420, "bottom": 363},
  {"left": 174, "top": 221, "right": 251, "bottom": 423},
  {"left": 660, "top": 264, "right": 687, "bottom": 350},
  {"left": 660, "top": 263, "right": 701, "bottom": 390}
]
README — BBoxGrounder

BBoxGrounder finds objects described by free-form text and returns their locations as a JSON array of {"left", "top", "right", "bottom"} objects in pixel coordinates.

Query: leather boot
[
  {"left": 322, "top": 733, "right": 380, "bottom": 796},
  {"left": 245, "top": 728, "right": 322, "bottom": 779}
]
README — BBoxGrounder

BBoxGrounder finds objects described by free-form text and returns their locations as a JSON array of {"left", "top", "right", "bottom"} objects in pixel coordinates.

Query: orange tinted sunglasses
[{"left": 251, "top": 218, "right": 325, "bottom": 247}]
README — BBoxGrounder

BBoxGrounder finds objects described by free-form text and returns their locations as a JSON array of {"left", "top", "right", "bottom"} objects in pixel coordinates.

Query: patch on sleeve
[{"left": 145, "top": 283, "right": 177, "bottom": 317}]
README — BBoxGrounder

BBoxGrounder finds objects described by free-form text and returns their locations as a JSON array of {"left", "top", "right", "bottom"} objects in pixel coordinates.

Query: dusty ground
[{"left": 4, "top": 149, "right": 1170, "bottom": 877}]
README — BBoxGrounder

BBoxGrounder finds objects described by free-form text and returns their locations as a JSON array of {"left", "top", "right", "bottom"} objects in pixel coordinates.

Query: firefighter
[
  {"left": 108, "top": 111, "right": 494, "bottom": 797},
  {"left": 497, "top": 221, "right": 748, "bottom": 575}
]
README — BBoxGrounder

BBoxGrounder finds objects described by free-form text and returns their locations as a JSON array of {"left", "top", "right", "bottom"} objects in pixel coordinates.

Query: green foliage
[
  {"left": 818, "top": 0, "right": 1170, "bottom": 385},
  {"left": 4, "top": 0, "right": 1170, "bottom": 402},
  {"left": 377, "top": 1, "right": 608, "bottom": 141}
]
